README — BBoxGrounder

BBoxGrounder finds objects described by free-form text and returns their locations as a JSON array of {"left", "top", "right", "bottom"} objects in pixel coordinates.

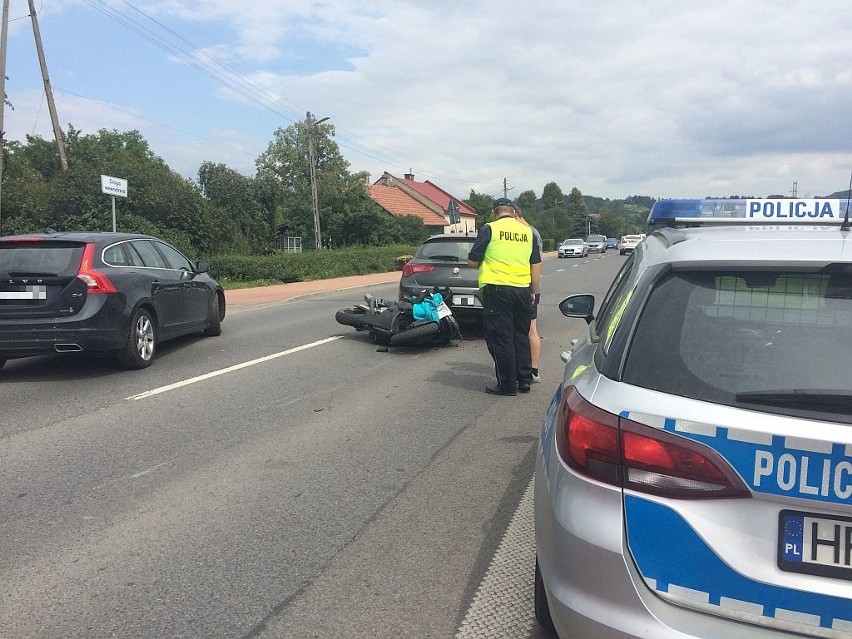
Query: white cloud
[{"left": 3, "top": 0, "right": 851, "bottom": 198}]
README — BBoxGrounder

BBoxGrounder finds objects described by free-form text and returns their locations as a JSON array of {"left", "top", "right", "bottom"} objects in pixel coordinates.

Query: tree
[
  {"left": 597, "top": 201, "right": 625, "bottom": 239},
  {"left": 198, "top": 162, "right": 270, "bottom": 251},
  {"left": 256, "top": 119, "right": 367, "bottom": 249},
  {"left": 567, "top": 187, "right": 587, "bottom": 237},
  {"left": 516, "top": 190, "right": 537, "bottom": 217},
  {"left": 464, "top": 190, "right": 494, "bottom": 228},
  {"left": 1, "top": 126, "right": 218, "bottom": 251}
]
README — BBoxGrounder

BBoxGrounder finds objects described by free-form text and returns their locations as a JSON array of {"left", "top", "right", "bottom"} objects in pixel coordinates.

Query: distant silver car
[
  {"left": 558, "top": 238, "right": 588, "bottom": 258},
  {"left": 535, "top": 198, "right": 852, "bottom": 638},
  {"left": 585, "top": 234, "right": 606, "bottom": 253}
]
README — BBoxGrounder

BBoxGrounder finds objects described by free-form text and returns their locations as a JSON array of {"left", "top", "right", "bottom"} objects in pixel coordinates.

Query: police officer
[{"left": 467, "top": 198, "right": 542, "bottom": 395}]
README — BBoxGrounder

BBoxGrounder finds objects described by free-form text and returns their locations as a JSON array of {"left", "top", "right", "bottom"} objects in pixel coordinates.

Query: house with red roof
[{"left": 368, "top": 172, "right": 478, "bottom": 236}]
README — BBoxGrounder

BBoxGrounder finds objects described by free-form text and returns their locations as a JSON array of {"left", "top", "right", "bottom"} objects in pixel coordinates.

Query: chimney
[{"left": 404, "top": 170, "right": 414, "bottom": 181}]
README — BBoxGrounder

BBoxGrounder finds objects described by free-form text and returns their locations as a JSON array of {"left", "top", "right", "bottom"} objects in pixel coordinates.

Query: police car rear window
[{"left": 623, "top": 269, "right": 852, "bottom": 422}]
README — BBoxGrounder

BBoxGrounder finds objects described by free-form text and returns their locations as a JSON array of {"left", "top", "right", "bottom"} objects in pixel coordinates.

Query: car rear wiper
[
  {"left": 735, "top": 389, "right": 852, "bottom": 408},
  {"left": 426, "top": 255, "right": 460, "bottom": 261}
]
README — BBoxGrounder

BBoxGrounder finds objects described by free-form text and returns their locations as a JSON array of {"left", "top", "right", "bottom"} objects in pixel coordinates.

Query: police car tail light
[
  {"left": 401, "top": 262, "right": 434, "bottom": 278},
  {"left": 76, "top": 243, "right": 118, "bottom": 294},
  {"left": 620, "top": 423, "right": 750, "bottom": 499},
  {"left": 556, "top": 387, "right": 750, "bottom": 499},
  {"left": 556, "top": 387, "right": 622, "bottom": 485}
]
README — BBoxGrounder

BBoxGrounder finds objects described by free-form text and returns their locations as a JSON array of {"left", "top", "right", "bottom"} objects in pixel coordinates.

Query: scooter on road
[{"left": 335, "top": 287, "right": 461, "bottom": 350}]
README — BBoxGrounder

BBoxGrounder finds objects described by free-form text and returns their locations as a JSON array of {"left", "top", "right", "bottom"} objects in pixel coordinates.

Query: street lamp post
[{"left": 306, "top": 111, "right": 329, "bottom": 250}]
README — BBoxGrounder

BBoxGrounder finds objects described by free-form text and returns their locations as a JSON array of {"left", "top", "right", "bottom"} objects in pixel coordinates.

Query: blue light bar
[{"left": 648, "top": 198, "right": 852, "bottom": 226}]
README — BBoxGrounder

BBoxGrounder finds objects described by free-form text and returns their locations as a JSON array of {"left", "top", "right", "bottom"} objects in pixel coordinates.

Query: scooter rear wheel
[
  {"left": 335, "top": 307, "right": 368, "bottom": 328},
  {"left": 389, "top": 321, "right": 440, "bottom": 346}
]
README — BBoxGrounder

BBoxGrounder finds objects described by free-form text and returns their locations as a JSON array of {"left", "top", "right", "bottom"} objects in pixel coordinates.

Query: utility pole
[
  {"left": 306, "top": 111, "right": 328, "bottom": 250},
  {"left": 0, "top": 0, "right": 8, "bottom": 234},
  {"left": 28, "top": 0, "right": 67, "bottom": 171}
]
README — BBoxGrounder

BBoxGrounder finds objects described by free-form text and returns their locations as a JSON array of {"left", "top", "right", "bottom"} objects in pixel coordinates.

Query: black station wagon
[{"left": 0, "top": 231, "right": 225, "bottom": 370}]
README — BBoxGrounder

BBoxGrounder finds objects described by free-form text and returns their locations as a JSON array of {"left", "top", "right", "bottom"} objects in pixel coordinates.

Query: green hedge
[{"left": 205, "top": 244, "right": 417, "bottom": 284}]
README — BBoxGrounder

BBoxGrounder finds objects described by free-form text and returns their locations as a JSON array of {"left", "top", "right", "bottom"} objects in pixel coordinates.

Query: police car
[{"left": 534, "top": 198, "right": 852, "bottom": 638}]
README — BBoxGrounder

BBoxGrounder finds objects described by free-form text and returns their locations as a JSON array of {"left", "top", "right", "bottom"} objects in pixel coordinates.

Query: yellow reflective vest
[{"left": 478, "top": 216, "right": 533, "bottom": 288}]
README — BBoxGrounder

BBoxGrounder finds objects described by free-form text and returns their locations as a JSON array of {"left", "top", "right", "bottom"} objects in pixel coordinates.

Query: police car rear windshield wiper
[
  {"left": 735, "top": 389, "right": 852, "bottom": 408},
  {"left": 426, "top": 255, "right": 460, "bottom": 261}
]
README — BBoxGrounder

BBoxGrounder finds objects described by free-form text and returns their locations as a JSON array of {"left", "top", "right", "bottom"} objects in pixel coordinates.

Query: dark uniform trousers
[{"left": 482, "top": 284, "right": 533, "bottom": 391}]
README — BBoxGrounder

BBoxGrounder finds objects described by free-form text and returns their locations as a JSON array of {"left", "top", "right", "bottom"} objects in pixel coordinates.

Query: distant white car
[
  {"left": 558, "top": 239, "right": 588, "bottom": 258},
  {"left": 618, "top": 234, "right": 643, "bottom": 255}
]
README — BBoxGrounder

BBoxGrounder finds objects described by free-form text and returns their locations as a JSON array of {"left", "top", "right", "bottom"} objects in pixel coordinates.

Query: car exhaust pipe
[{"left": 54, "top": 343, "right": 83, "bottom": 352}]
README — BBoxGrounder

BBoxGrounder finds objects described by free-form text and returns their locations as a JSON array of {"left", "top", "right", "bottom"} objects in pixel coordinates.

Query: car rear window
[
  {"left": 416, "top": 239, "right": 474, "bottom": 261},
  {"left": 0, "top": 241, "right": 84, "bottom": 277},
  {"left": 623, "top": 269, "right": 852, "bottom": 421}
]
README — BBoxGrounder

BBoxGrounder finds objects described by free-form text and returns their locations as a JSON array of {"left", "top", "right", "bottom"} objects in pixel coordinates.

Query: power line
[{"left": 55, "top": 86, "right": 260, "bottom": 163}]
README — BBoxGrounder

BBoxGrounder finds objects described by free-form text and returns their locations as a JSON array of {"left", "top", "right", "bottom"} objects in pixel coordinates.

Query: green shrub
[{"left": 205, "top": 244, "right": 417, "bottom": 284}]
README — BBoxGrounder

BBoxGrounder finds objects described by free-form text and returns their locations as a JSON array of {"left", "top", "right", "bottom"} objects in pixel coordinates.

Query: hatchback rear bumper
[
  {"left": 0, "top": 298, "right": 128, "bottom": 358},
  {"left": 0, "top": 323, "right": 126, "bottom": 358}
]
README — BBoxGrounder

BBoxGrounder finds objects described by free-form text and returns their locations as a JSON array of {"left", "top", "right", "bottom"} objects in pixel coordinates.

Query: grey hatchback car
[
  {"left": 399, "top": 233, "right": 481, "bottom": 319},
  {"left": 535, "top": 198, "right": 852, "bottom": 638}
]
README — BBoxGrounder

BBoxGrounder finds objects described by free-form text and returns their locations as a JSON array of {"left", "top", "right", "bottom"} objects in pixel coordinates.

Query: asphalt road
[{"left": 0, "top": 251, "right": 625, "bottom": 639}]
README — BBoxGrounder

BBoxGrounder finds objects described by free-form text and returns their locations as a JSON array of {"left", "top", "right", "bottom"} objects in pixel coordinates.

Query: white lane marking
[
  {"left": 456, "top": 478, "right": 535, "bottom": 638},
  {"left": 126, "top": 336, "right": 343, "bottom": 401}
]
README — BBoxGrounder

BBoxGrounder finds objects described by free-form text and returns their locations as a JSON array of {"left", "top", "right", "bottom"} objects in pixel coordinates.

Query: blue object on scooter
[{"left": 412, "top": 292, "right": 444, "bottom": 322}]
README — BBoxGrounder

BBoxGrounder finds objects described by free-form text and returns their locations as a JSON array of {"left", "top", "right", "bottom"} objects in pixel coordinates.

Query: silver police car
[{"left": 535, "top": 198, "right": 852, "bottom": 638}]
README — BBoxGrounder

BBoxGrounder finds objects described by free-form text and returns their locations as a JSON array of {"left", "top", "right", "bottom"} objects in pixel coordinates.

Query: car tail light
[
  {"left": 555, "top": 386, "right": 750, "bottom": 499},
  {"left": 76, "top": 243, "right": 118, "bottom": 294},
  {"left": 401, "top": 262, "right": 434, "bottom": 278}
]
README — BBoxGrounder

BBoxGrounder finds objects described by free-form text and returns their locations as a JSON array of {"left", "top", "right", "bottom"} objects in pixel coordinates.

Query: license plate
[
  {"left": 778, "top": 510, "right": 852, "bottom": 580},
  {"left": 452, "top": 295, "right": 479, "bottom": 307},
  {"left": 0, "top": 285, "right": 47, "bottom": 301}
]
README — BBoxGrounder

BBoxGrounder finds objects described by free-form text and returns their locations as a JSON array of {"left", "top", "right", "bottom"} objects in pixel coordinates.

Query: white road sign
[{"left": 101, "top": 175, "right": 128, "bottom": 198}]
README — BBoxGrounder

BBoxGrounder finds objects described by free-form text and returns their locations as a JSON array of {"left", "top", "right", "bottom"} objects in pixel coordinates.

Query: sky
[{"left": 2, "top": 0, "right": 851, "bottom": 201}]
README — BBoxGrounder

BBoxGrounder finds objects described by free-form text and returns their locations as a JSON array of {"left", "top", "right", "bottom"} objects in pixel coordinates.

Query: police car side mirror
[{"left": 559, "top": 294, "right": 595, "bottom": 325}]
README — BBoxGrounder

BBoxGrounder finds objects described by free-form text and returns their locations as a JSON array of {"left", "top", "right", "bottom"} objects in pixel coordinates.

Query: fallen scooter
[{"left": 335, "top": 287, "right": 461, "bottom": 350}]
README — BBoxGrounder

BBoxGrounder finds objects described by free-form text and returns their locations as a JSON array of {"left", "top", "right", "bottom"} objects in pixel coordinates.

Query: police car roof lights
[{"left": 648, "top": 198, "right": 852, "bottom": 227}]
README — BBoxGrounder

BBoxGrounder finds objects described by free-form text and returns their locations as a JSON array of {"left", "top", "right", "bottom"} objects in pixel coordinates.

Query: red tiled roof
[
  {"left": 396, "top": 176, "right": 477, "bottom": 218},
  {"left": 369, "top": 184, "right": 447, "bottom": 225}
]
